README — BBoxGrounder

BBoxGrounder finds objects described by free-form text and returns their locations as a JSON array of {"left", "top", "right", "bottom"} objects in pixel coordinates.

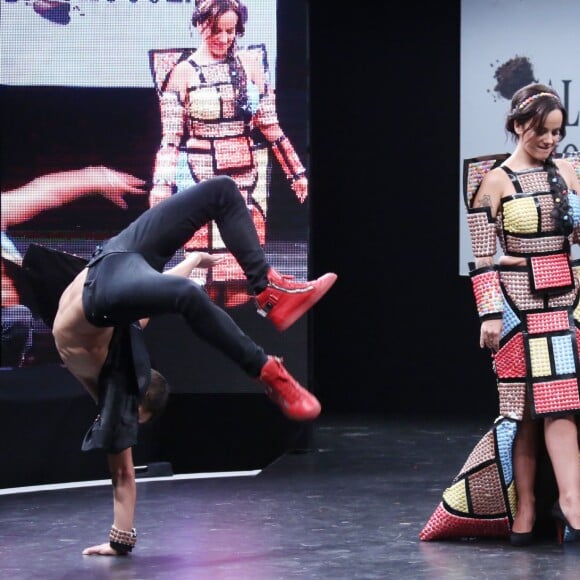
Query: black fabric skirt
[{"left": 21, "top": 243, "right": 88, "bottom": 328}]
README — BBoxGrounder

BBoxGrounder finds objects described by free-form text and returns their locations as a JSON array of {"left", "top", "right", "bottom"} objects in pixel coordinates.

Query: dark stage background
[{"left": 309, "top": 0, "right": 496, "bottom": 419}]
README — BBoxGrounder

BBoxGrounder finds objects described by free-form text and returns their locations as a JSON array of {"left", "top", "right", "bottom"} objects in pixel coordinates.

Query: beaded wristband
[
  {"left": 271, "top": 135, "right": 306, "bottom": 182},
  {"left": 470, "top": 266, "right": 504, "bottom": 320},
  {"left": 288, "top": 170, "right": 307, "bottom": 183},
  {"left": 109, "top": 524, "right": 137, "bottom": 554}
]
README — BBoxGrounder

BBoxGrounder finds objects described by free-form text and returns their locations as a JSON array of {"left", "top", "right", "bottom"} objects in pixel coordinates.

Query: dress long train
[{"left": 419, "top": 417, "right": 517, "bottom": 540}]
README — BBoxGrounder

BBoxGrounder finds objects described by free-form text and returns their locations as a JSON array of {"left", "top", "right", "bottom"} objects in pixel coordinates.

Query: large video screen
[
  {"left": 1, "top": 0, "right": 310, "bottom": 393},
  {"left": 459, "top": 0, "right": 579, "bottom": 275}
]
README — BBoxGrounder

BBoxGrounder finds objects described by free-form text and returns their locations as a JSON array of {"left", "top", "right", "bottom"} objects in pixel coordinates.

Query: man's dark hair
[{"left": 141, "top": 369, "right": 170, "bottom": 422}]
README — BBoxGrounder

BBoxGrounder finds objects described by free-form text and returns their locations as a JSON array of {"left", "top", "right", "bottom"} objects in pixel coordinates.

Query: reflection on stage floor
[{"left": 1, "top": 413, "right": 578, "bottom": 580}]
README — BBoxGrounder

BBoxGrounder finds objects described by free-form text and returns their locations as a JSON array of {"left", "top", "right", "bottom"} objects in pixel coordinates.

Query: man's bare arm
[{"left": 82, "top": 448, "right": 136, "bottom": 556}]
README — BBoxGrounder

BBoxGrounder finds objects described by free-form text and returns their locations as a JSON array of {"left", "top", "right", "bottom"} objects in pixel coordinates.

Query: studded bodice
[
  {"left": 183, "top": 56, "right": 260, "bottom": 142},
  {"left": 497, "top": 165, "right": 580, "bottom": 257}
]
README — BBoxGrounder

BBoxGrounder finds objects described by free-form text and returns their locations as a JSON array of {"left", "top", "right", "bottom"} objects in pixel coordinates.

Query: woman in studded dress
[
  {"left": 420, "top": 83, "right": 580, "bottom": 545},
  {"left": 149, "top": 0, "right": 308, "bottom": 307}
]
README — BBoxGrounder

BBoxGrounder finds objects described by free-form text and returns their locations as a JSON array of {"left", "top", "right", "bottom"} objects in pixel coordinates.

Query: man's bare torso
[{"left": 52, "top": 268, "right": 113, "bottom": 401}]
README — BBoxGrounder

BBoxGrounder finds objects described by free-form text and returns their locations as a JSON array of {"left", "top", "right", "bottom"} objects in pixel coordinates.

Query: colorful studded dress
[
  {"left": 148, "top": 46, "right": 306, "bottom": 306},
  {"left": 420, "top": 152, "right": 580, "bottom": 541}
]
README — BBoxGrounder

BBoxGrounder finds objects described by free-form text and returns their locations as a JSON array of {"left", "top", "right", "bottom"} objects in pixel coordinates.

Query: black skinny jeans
[{"left": 82, "top": 176, "right": 270, "bottom": 376}]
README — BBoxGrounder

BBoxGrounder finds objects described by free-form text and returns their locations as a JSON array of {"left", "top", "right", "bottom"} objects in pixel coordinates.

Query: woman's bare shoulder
[
  {"left": 554, "top": 157, "right": 579, "bottom": 186},
  {"left": 472, "top": 167, "right": 509, "bottom": 208},
  {"left": 166, "top": 60, "right": 197, "bottom": 93}
]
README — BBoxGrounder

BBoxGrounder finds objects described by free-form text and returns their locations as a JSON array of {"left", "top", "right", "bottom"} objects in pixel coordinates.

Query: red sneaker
[
  {"left": 255, "top": 268, "right": 337, "bottom": 331},
  {"left": 259, "top": 356, "right": 321, "bottom": 421}
]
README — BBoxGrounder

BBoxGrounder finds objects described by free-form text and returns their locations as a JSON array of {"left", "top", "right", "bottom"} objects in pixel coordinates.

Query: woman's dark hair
[
  {"left": 505, "top": 82, "right": 568, "bottom": 142},
  {"left": 507, "top": 83, "right": 572, "bottom": 235},
  {"left": 546, "top": 156, "right": 573, "bottom": 236},
  {"left": 141, "top": 368, "right": 170, "bottom": 423},
  {"left": 192, "top": 0, "right": 248, "bottom": 44}
]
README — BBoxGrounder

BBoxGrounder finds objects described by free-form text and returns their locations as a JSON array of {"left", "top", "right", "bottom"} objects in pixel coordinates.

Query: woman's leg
[
  {"left": 512, "top": 411, "right": 540, "bottom": 533},
  {"left": 544, "top": 415, "right": 580, "bottom": 528}
]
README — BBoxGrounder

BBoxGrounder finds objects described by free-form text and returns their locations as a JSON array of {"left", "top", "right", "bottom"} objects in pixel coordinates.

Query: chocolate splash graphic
[
  {"left": 33, "top": 0, "right": 71, "bottom": 25},
  {"left": 489, "top": 56, "right": 537, "bottom": 101}
]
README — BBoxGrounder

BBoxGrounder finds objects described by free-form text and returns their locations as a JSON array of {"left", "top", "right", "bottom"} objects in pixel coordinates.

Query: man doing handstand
[{"left": 44, "top": 175, "right": 336, "bottom": 555}]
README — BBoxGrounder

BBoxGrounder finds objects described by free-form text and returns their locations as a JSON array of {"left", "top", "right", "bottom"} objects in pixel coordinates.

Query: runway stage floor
[{"left": 1, "top": 414, "right": 578, "bottom": 579}]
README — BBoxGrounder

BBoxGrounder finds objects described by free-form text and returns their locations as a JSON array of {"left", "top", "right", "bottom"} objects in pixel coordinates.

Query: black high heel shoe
[
  {"left": 509, "top": 530, "right": 534, "bottom": 547},
  {"left": 551, "top": 501, "right": 580, "bottom": 544}
]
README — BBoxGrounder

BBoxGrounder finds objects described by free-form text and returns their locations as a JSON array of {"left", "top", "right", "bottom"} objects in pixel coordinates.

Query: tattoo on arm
[
  {"left": 475, "top": 257, "right": 494, "bottom": 269},
  {"left": 475, "top": 193, "right": 492, "bottom": 208}
]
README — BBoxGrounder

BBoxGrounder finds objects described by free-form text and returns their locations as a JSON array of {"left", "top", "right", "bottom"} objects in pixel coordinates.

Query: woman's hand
[
  {"left": 149, "top": 183, "right": 172, "bottom": 207},
  {"left": 480, "top": 318, "right": 502, "bottom": 352},
  {"left": 291, "top": 176, "right": 308, "bottom": 203},
  {"left": 96, "top": 167, "right": 148, "bottom": 209}
]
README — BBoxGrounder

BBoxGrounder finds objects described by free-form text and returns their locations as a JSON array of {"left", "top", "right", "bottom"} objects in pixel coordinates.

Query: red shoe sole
[{"left": 272, "top": 393, "right": 322, "bottom": 421}]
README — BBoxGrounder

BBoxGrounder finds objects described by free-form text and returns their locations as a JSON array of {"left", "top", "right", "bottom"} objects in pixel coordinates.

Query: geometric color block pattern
[
  {"left": 497, "top": 382, "right": 526, "bottom": 420},
  {"left": 419, "top": 418, "right": 517, "bottom": 541},
  {"left": 496, "top": 419, "right": 517, "bottom": 485},
  {"left": 529, "top": 337, "right": 551, "bottom": 377},
  {"left": 419, "top": 503, "right": 510, "bottom": 541},
  {"left": 552, "top": 334, "right": 576, "bottom": 375},
  {"left": 532, "top": 378, "right": 580, "bottom": 415},
  {"left": 570, "top": 191, "right": 580, "bottom": 229},
  {"left": 502, "top": 196, "right": 539, "bottom": 234},
  {"left": 523, "top": 327, "right": 580, "bottom": 417},
  {"left": 471, "top": 269, "right": 503, "bottom": 319},
  {"left": 530, "top": 253, "right": 573, "bottom": 292},
  {"left": 439, "top": 153, "right": 580, "bottom": 543},
  {"left": 467, "top": 210, "right": 498, "bottom": 258},
  {"left": 492, "top": 308, "right": 580, "bottom": 417},
  {"left": 463, "top": 155, "right": 507, "bottom": 209},
  {"left": 526, "top": 310, "right": 570, "bottom": 334},
  {"left": 494, "top": 333, "right": 526, "bottom": 379},
  {"left": 501, "top": 300, "right": 520, "bottom": 338}
]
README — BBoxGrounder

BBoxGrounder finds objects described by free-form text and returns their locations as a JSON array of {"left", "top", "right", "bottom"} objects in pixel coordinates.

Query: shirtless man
[
  {"left": 53, "top": 250, "right": 222, "bottom": 556},
  {"left": 53, "top": 249, "right": 219, "bottom": 409},
  {"left": 45, "top": 175, "right": 336, "bottom": 555}
]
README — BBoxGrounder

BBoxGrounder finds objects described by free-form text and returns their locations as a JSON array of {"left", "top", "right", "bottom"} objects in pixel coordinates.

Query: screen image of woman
[{"left": 149, "top": 0, "right": 308, "bottom": 308}]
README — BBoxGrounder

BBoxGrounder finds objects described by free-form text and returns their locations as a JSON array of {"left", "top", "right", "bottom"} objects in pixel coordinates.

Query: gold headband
[
  {"left": 196, "top": 0, "right": 240, "bottom": 13},
  {"left": 512, "top": 92, "right": 560, "bottom": 114}
]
